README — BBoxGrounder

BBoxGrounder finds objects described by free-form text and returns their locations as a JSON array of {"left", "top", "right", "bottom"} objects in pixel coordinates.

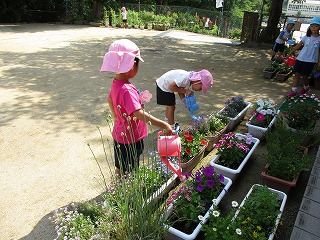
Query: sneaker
[
  {"left": 286, "top": 90, "right": 297, "bottom": 98},
  {"left": 297, "top": 87, "right": 310, "bottom": 95}
]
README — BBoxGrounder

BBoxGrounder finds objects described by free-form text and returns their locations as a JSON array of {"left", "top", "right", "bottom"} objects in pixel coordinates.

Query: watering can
[
  {"left": 280, "top": 55, "right": 296, "bottom": 67},
  {"left": 157, "top": 130, "right": 185, "bottom": 181},
  {"left": 287, "top": 40, "right": 295, "bottom": 46},
  {"left": 182, "top": 95, "right": 201, "bottom": 120}
]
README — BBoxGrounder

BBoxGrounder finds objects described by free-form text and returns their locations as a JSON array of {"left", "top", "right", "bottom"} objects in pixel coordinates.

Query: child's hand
[
  {"left": 163, "top": 123, "right": 174, "bottom": 136},
  {"left": 185, "top": 89, "right": 193, "bottom": 96}
]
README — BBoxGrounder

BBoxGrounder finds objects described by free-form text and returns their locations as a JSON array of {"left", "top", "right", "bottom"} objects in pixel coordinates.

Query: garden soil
[{"left": 0, "top": 23, "right": 319, "bottom": 240}]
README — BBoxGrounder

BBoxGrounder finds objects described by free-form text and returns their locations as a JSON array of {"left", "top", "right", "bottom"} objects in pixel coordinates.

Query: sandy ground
[{"left": 0, "top": 23, "right": 319, "bottom": 240}]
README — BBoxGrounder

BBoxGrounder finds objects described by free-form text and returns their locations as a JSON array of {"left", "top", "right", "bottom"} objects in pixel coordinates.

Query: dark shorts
[
  {"left": 156, "top": 84, "right": 176, "bottom": 106},
  {"left": 293, "top": 60, "right": 316, "bottom": 77},
  {"left": 122, "top": 19, "right": 127, "bottom": 23},
  {"left": 114, "top": 140, "right": 144, "bottom": 173},
  {"left": 272, "top": 43, "right": 285, "bottom": 53}
]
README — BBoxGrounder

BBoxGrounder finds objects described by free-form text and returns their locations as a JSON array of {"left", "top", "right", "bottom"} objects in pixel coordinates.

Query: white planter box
[
  {"left": 233, "top": 184, "right": 287, "bottom": 240},
  {"left": 164, "top": 176, "right": 233, "bottom": 240},
  {"left": 219, "top": 101, "right": 251, "bottom": 132},
  {"left": 245, "top": 113, "right": 278, "bottom": 140},
  {"left": 209, "top": 134, "right": 260, "bottom": 181}
]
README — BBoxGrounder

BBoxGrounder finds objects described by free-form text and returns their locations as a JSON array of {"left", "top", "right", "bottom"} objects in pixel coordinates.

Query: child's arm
[
  {"left": 287, "top": 41, "right": 304, "bottom": 56},
  {"left": 108, "top": 97, "right": 117, "bottom": 121},
  {"left": 168, "top": 82, "right": 193, "bottom": 97},
  {"left": 133, "top": 109, "right": 173, "bottom": 135}
]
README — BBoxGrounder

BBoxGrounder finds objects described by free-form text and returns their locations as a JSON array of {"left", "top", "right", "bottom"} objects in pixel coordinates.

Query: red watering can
[
  {"left": 157, "top": 130, "right": 185, "bottom": 181},
  {"left": 280, "top": 55, "right": 296, "bottom": 67}
]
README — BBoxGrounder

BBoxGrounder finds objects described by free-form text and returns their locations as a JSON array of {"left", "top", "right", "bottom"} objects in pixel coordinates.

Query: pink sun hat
[
  {"left": 189, "top": 69, "right": 213, "bottom": 94},
  {"left": 100, "top": 39, "right": 144, "bottom": 74}
]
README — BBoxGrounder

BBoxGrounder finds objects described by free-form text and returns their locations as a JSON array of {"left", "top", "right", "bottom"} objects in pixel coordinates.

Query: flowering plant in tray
[
  {"left": 248, "top": 99, "right": 278, "bottom": 128},
  {"left": 179, "top": 131, "right": 207, "bottom": 163}
]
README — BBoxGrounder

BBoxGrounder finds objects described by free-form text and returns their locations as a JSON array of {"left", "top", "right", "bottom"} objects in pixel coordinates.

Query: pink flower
[
  {"left": 139, "top": 90, "right": 152, "bottom": 103},
  {"left": 256, "top": 113, "right": 265, "bottom": 121}
]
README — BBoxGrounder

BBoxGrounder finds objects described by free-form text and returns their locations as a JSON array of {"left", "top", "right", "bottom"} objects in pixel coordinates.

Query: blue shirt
[
  {"left": 297, "top": 35, "right": 320, "bottom": 63},
  {"left": 275, "top": 29, "right": 292, "bottom": 44}
]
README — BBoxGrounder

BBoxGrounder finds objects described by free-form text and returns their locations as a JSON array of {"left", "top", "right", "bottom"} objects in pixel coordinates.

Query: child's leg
[
  {"left": 297, "top": 75, "right": 310, "bottom": 95},
  {"left": 166, "top": 105, "right": 175, "bottom": 125},
  {"left": 286, "top": 72, "right": 300, "bottom": 97}
]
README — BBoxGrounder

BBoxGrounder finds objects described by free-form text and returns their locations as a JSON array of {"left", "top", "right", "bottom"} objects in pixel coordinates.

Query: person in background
[
  {"left": 101, "top": 39, "right": 173, "bottom": 176},
  {"left": 271, "top": 19, "right": 295, "bottom": 61},
  {"left": 156, "top": 69, "right": 213, "bottom": 129},
  {"left": 121, "top": 7, "right": 128, "bottom": 28},
  {"left": 286, "top": 16, "right": 320, "bottom": 97}
]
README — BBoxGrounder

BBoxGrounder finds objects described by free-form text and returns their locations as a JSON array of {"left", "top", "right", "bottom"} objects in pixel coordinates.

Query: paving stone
[
  {"left": 311, "top": 166, "right": 320, "bottom": 179},
  {"left": 299, "top": 198, "right": 320, "bottom": 219},
  {"left": 290, "top": 227, "right": 320, "bottom": 240},
  {"left": 314, "top": 150, "right": 320, "bottom": 168},
  {"left": 304, "top": 185, "right": 320, "bottom": 203},
  {"left": 293, "top": 212, "right": 320, "bottom": 237},
  {"left": 307, "top": 175, "right": 320, "bottom": 190}
]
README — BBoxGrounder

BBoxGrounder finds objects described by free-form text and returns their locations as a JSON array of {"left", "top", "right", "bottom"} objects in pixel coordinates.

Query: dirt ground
[{"left": 0, "top": 23, "right": 319, "bottom": 240}]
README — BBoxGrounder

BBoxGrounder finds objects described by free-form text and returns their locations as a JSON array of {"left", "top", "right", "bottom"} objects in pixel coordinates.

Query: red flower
[
  {"left": 185, "top": 148, "right": 192, "bottom": 155},
  {"left": 200, "top": 139, "right": 207, "bottom": 145},
  {"left": 186, "top": 135, "right": 194, "bottom": 142},
  {"left": 183, "top": 132, "right": 190, "bottom": 137}
]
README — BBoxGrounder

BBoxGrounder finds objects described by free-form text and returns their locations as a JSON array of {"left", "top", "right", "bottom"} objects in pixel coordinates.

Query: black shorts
[
  {"left": 293, "top": 60, "right": 316, "bottom": 77},
  {"left": 122, "top": 19, "right": 127, "bottom": 23},
  {"left": 114, "top": 140, "right": 144, "bottom": 173},
  {"left": 156, "top": 84, "right": 176, "bottom": 106},
  {"left": 272, "top": 43, "right": 285, "bottom": 53}
]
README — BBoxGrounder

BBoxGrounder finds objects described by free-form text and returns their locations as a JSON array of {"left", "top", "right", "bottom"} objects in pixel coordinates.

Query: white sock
[{"left": 292, "top": 87, "right": 297, "bottom": 92}]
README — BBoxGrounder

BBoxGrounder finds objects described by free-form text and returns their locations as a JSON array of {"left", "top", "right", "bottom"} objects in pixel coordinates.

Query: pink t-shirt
[{"left": 109, "top": 79, "right": 148, "bottom": 144}]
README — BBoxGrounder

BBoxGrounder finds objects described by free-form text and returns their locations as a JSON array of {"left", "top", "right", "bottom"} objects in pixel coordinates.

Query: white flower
[
  {"left": 231, "top": 201, "right": 239, "bottom": 207},
  {"left": 257, "top": 99, "right": 264, "bottom": 107},
  {"left": 236, "top": 228, "right": 242, "bottom": 235},
  {"left": 212, "top": 227, "right": 217, "bottom": 231},
  {"left": 260, "top": 109, "right": 267, "bottom": 115},
  {"left": 198, "top": 215, "right": 204, "bottom": 221},
  {"left": 212, "top": 210, "right": 220, "bottom": 217},
  {"left": 212, "top": 199, "right": 217, "bottom": 205},
  {"left": 266, "top": 109, "right": 273, "bottom": 115}
]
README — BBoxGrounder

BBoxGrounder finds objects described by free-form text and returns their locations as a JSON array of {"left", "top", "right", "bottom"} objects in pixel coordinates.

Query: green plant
[
  {"left": 207, "top": 114, "right": 228, "bottom": 134},
  {"left": 204, "top": 185, "right": 282, "bottom": 240},
  {"left": 213, "top": 132, "right": 254, "bottom": 169},
  {"left": 277, "top": 63, "right": 292, "bottom": 74},
  {"left": 220, "top": 96, "right": 247, "bottom": 118},
  {"left": 248, "top": 99, "right": 278, "bottom": 128},
  {"left": 265, "top": 118, "right": 312, "bottom": 181},
  {"left": 179, "top": 131, "right": 207, "bottom": 163},
  {"left": 166, "top": 166, "right": 225, "bottom": 232},
  {"left": 228, "top": 28, "right": 242, "bottom": 40},
  {"left": 280, "top": 94, "right": 320, "bottom": 131}
]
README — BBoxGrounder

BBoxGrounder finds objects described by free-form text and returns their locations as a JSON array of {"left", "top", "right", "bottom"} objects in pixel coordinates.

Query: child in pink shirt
[{"left": 101, "top": 39, "right": 173, "bottom": 176}]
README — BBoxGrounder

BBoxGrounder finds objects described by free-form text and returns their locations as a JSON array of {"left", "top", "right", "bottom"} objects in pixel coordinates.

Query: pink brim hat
[
  {"left": 100, "top": 39, "right": 144, "bottom": 74},
  {"left": 189, "top": 69, "right": 213, "bottom": 94}
]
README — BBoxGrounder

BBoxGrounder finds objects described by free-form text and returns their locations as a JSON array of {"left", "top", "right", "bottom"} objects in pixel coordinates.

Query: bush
[{"left": 228, "top": 28, "right": 242, "bottom": 40}]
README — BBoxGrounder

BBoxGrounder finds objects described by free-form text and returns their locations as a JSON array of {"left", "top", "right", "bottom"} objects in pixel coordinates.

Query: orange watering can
[{"left": 157, "top": 130, "right": 185, "bottom": 181}]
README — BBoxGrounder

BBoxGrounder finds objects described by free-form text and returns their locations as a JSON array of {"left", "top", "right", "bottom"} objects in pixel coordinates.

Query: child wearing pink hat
[
  {"left": 156, "top": 69, "right": 214, "bottom": 127},
  {"left": 101, "top": 39, "right": 173, "bottom": 176}
]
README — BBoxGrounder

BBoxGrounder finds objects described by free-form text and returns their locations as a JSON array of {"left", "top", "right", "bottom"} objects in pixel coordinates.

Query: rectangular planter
[
  {"left": 209, "top": 134, "right": 260, "bottom": 182},
  {"left": 263, "top": 69, "right": 277, "bottom": 79},
  {"left": 276, "top": 71, "right": 292, "bottom": 82},
  {"left": 233, "top": 184, "right": 287, "bottom": 240},
  {"left": 164, "top": 176, "right": 233, "bottom": 240},
  {"left": 204, "top": 124, "right": 228, "bottom": 152},
  {"left": 219, "top": 101, "right": 251, "bottom": 132},
  {"left": 245, "top": 113, "right": 278, "bottom": 140},
  {"left": 181, "top": 144, "right": 207, "bottom": 173}
]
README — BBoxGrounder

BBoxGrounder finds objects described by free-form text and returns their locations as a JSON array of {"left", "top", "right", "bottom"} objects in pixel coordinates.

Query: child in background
[
  {"left": 101, "top": 39, "right": 173, "bottom": 176},
  {"left": 121, "top": 7, "right": 128, "bottom": 28},
  {"left": 156, "top": 69, "right": 213, "bottom": 128},
  {"left": 286, "top": 16, "right": 320, "bottom": 97},
  {"left": 271, "top": 19, "right": 295, "bottom": 61}
]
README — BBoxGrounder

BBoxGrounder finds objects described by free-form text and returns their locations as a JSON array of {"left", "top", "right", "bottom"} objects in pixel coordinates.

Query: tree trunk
[
  {"left": 93, "top": 1, "right": 102, "bottom": 21},
  {"left": 259, "top": 0, "right": 284, "bottom": 43}
]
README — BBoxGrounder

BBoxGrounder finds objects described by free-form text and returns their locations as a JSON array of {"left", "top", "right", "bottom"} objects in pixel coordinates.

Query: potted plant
[
  {"left": 219, "top": 96, "right": 251, "bottom": 132},
  {"left": 147, "top": 22, "right": 153, "bottom": 30},
  {"left": 210, "top": 132, "right": 260, "bottom": 181},
  {"left": 263, "top": 61, "right": 279, "bottom": 79},
  {"left": 245, "top": 98, "right": 279, "bottom": 140},
  {"left": 279, "top": 94, "right": 320, "bottom": 134},
  {"left": 179, "top": 131, "right": 208, "bottom": 173},
  {"left": 261, "top": 120, "right": 312, "bottom": 194},
  {"left": 164, "top": 166, "right": 232, "bottom": 240},
  {"left": 203, "top": 185, "right": 287, "bottom": 240},
  {"left": 275, "top": 63, "right": 292, "bottom": 82}
]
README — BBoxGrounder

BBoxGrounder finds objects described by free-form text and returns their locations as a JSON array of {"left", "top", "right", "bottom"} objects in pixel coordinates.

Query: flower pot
[
  {"left": 263, "top": 69, "right": 277, "bottom": 79},
  {"left": 204, "top": 125, "right": 228, "bottom": 152},
  {"left": 276, "top": 71, "right": 292, "bottom": 82},
  {"left": 245, "top": 113, "right": 277, "bottom": 140},
  {"left": 164, "top": 176, "right": 233, "bottom": 240},
  {"left": 181, "top": 144, "right": 207, "bottom": 173},
  {"left": 261, "top": 163, "right": 300, "bottom": 195},
  {"left": 233, "top": 184, "right": 287, "bottom": 240},
  {"left": 146, "top": 174, "right": 178, "bottom": 205},
  {"left": 209, "top": 134, "right": 260, "bottom": 181},
  {"left": 220, "top": 101, "right": 251, "bottom": 132}
]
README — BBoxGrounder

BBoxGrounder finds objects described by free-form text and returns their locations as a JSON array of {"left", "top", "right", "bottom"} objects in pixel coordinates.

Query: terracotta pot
[
  {"left": 276, "top": 71, "right": 292, "bottom": 82},
  {"left": 261, "top": 163, "right": 300, "bottom": 195},
  {"left": 204, "top": 125, "right": 228, "bottom": 152},
  {"left": 181, "top": 144, "right": 207, "bottom": 173}
]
